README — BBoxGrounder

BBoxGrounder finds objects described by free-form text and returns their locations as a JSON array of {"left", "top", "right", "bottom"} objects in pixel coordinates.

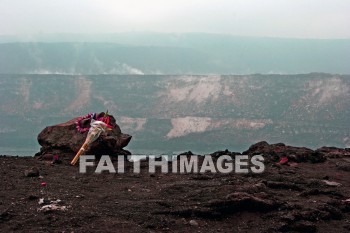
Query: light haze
[{"left": 0, "top": 0, "right": 349, "bottom": 38}]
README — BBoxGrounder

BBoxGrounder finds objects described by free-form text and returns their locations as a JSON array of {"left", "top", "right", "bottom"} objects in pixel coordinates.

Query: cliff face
[{"left": 0, "top": 73, "right": 349, "bottom": 154}]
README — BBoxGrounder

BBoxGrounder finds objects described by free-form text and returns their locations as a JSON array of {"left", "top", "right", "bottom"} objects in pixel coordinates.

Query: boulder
[
  {"left": 35, "top": 112, "right": 132, "bottom": 160},
  {"left": 243, "top": 141, "right": 325, "bottom": 163}
]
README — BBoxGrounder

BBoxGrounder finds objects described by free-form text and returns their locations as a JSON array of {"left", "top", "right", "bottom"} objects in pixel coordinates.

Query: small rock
[
  {"left": 24, "top": 167, "right": 39, "bottom": 177},
  {"left": 323, "top": 180, "right": 341, "bottom": 187},
  {"left": 253, "top": 182, "right": 266, "bottom": 189},
  {"left": 38, "top": 198, "right": 51, "bottom": 205},
  {"left": 52, "top": 199, "right": 63, "bottom": 204},
  {"left": 189, "top": 220, "right": 199, "bottom": 226},
  {"left": 38, "top": 204, "right": 67, "bottom": 212}
]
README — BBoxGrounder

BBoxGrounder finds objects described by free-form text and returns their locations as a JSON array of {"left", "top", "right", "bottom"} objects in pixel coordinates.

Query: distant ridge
[{"left": 0, "top": 33, "right": 349, "bottom": 74}]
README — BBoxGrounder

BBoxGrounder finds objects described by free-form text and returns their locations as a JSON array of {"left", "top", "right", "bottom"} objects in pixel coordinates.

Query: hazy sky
[{"left": 1, "top": 0, "right": 349, "bottom": 38}]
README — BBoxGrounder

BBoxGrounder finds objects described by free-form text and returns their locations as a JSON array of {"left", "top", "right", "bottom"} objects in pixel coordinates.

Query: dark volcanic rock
[
  {"left": 210, "top": 149, "right": 241, "bottom": 157},
  {"left": 206, "top": 192, "right": 279, "bottom": 214},
  {"left": 316, "top": 146, "right": 350, "bottom": 158},
  {"left": 178, "top": 151, "right": 194, "bottom": 156},
  {"left": 243, "top": 141, "right": 326, "bottom": 163},
  {"left": 24, "top": 167, "right": 39, "bottom": 177},
  {"left": 36, "top": 113, "right": 132, "bottom": 160}
]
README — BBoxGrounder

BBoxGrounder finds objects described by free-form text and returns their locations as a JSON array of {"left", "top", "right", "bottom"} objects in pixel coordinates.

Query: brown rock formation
[{"left": 35, "top": 112, "right": 132, "bottom": 160}]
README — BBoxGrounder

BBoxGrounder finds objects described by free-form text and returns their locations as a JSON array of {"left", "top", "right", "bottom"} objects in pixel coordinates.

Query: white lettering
[
  {"left": 216, "top": 155, "right": 233, "bottom": 173},
  {"left": 179, "top": 155, "right": 198, "bottom": 173},
  {"left": 95, "top": 155, "right": 116, "bottom": 174},
  {"left": 250, "top": 155, "right": 265, "bottom": 173},
  {"left": 200, "top": 155, "right": 216, "bottom": 173},
  {"left": 149, "top": 156, "right": 168, "bottom": 173},
  {"left": 235, "top": 155, "right": 249, "bottom": 174},
  {"left": 79, "top": 155, "right": 95, "bottom": 173}
]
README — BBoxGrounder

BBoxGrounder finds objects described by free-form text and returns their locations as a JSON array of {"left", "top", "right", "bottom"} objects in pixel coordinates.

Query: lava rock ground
[{"left": 0, "top": 150, "right": 350, "bottom": 233}]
